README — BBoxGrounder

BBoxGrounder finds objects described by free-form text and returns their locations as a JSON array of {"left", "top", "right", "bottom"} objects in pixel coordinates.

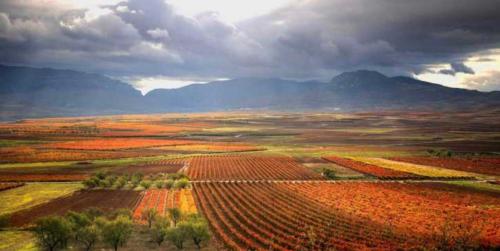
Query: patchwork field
[
  {"left": 0, "top": 111, "right": 499, "bottom": 250},
  {"left": 0, "top": 182, "right": 82, "bottom": 215}
]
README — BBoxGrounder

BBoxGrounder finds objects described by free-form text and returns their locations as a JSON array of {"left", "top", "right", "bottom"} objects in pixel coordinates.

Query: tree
[
  {"left": 150, "top": 216, "right": 169, "bottom": 247},
  {"left": 165, "top": 179, "right": 175, "bottom": 189},
  {"left": 142, "top": 208, "right": 158, "bottom": 228},
  {"left": 33, "top": 216, "right": 72, "bottom": 251},
  {"left": 166, "top": 223, "right": 190, "bottom": 250},
  {"left": 168, "top": 208, "right": 182, "bottom": 227},
  {"left": 186, "top": 217, "right": 211, "bottom": 249},
  {"left": 174, "top": 178, "right": 190, "bottom": 189},
  {"left": 76, "top": 224, "right": 100, "bottom": 251},
  {"left": 101, "top": 216, "right": 133, "bottom": 251}
]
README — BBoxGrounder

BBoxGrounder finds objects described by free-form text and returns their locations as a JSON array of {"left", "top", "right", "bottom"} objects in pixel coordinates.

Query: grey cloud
[
  {"left": 439, "top": 62, "right": 475, "bottom": 76},
  {"left": 451, "top": 63, "right": 475, "bottom": 75},
  {"left": 0, "top": 0, "right": 499, "bottom": 87}
]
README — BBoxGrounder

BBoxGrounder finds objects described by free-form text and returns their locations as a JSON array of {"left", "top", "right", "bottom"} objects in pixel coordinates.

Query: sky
[{"left": 0, "top": 0, "right": 500, "bottom": 93}]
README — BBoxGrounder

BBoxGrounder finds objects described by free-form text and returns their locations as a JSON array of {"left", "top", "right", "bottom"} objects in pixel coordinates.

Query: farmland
[
  {"left": 133, "top": 188, "right": 197, "bottom": 221},
  {"left": 188, "top": 155, "right": 323, "bottom": 181},
  {"left": 0, "top": 183, "right": 82, "bottom": 215},
  {"left": 9, "top": 190, "right": 141, "bottom": 226},
  {"left": 0, "top": 110, "right": 499, "bottom": 250}
]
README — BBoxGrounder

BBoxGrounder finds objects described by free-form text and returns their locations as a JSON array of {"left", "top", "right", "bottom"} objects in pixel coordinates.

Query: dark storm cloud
[{"left": 0, "top": 0, "right": 499, "bottom": 85}]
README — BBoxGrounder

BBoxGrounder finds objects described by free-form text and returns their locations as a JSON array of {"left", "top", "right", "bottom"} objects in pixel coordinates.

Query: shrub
[
  {"left": 131, "top": 173, "right": 143, "bottom": 186},
  {"left": 174, "top": 178, "right": 190, "bottom": 189},
  {"left": 322, "top": 168, "right": 337, "bottom": 180},
  {"left": 165, "top": 179, "right": 175, "bottom": 189},
  {"left": 140, "top": 180, "right": 152, "bottom": 189},
  {"left": 154, "top": 180, "right": 165, "bottom": 189}
]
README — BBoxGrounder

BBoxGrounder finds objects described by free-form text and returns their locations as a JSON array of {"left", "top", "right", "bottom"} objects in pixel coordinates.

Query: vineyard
[
  {"left": 1, "top": 112, "right": 499, "bottom": 250},
  {"left": 193, "top": 182, "right": 412, "bottom": 250},
  {"left": 323, "top": 156, "right": 422, "bottom": 179},
  {"left": 133, "top": 188, "right": 197, "bottom": 221},
  {"left": 46, "top": 138, "right": 199, "bottom": 150},
  {"left": 114, "top": 157, "right": 189, "bottom": 174},
  {"left": 187, "top": 155, "right": 324, "bottom": 181},
  {"left": 282, "top": 182, "right": 500, "bottom": 247}
]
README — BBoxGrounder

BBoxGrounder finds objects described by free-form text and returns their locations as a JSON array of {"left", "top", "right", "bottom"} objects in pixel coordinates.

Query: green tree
[
  {"left": 101, "top": 216, "right": 133, "bottom": 251},
  {"left": 168, "top": 208, "right": 182, "bottom": 227},
  {"left": 186, "top": 216, "right": 211, "bottom": 249},
  {"left": 76, "top": 224, "right": 100, "bottom": 251},
  {"left": 33, "top": 216, "right": 72, "bottom": 251},
  {"left": 174, "top": 178, "right": 190, "bottom": 189},
  {"left": 165, "top": 179, "right": 175, "bottom": 189},
  {"left": 150, "top": 216, "right": 169, "bottom": 247},
  {"left": 142, "top": 208, "right": 158, "bottom": 228},
  {"left": 140, "top": 180, "right": 152, "bottom": 189},
  {"left": 166, "top": 223, "right": 190, "bottom": 250}
]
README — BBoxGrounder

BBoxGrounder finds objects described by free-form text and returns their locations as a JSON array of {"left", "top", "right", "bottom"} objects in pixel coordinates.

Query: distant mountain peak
[{"left": 331, "top": 70, "right": 387, "bottom": 83}]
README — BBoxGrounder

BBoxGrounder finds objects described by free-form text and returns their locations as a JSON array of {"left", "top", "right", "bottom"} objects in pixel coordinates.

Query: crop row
[
  {"left": 193, "top": 182, "right": 410, "bottom": 250},
  {"left": 187, "top": 155, "right": 323, "bottom": 181},
  {"left": 351, "top": 157, "right": 477, "bottom": 178},
  {"left": 323, "top": 156, "right": 422, "bottom": 179},
  {"left": 282, "top": 182, "right": 500, "bottom": 247},
  {"left": 133, "top": 188, "right": 197, "bottom": 221}
]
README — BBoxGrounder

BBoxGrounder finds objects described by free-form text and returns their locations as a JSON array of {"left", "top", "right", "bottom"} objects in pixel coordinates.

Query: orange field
[
  {"left": 46, "top": 138, "right": 199, "bottom": 150},
  {"left": 133, "top": 189, "right": 197, "bottom": 222},
  {"left": 187, "top": 155, "right": 324, "bottom": 181},
  {"left": 0, "top": 146, "right": 163, "bottom": 163},
  {"left": 283, "top": 182, "right": 500, "bottom": 247},
  {"left": 114, "top": 158, "right": 190, "bottom": 174},
  {"left": 193, "top": 182, "right": 411, "bottom": 250},
  {"left": 157, "top": 143, "right": 263, "bottom": 153}
]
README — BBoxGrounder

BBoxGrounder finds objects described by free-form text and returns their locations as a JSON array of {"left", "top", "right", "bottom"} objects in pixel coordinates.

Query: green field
[{"left": 0, "top": 183, "right": 82, "bottom": 215}]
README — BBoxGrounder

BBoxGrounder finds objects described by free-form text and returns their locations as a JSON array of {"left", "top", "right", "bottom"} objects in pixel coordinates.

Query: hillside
[{"left": 1, "top": 65, "right": 499, "bottom": 120}]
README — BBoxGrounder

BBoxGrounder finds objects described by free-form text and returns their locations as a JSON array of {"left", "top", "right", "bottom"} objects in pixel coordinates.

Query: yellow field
[
  {"left": 350, "top": 157, "right": 478, "bottom": 177},
  {"left": 0, "top": 183, "right": 82, "bottom": 215},
  {"left": 179, "top": 189, "right": 198, "bottom": 215},
  {"left": 0, "top": 231, "right": 36, "bottom": 251}
]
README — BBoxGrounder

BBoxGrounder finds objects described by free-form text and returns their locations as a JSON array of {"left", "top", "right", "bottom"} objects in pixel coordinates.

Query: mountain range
[{"left": 1, "top": 64, "right": 499, "bottom": 120}]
